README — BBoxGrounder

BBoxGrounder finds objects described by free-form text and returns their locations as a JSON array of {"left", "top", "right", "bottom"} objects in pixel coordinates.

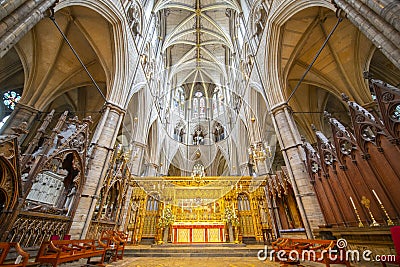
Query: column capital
[
  {"left": 270, "top": 102, "right": 292, "bottom": 115},
  {"left": 14, "top": 102, "right": 40, "bottom": 113},
  {"left": 103, "top": 102, "right": 126, "bottom": 115},
  {"left": 133, "top": 141, "right": 147, "bottom": 148}
]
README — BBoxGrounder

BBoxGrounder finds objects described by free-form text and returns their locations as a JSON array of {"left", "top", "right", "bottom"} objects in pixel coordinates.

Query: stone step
[
  {"left": 126, "top": 252, "right": 260, "bottom": 257},
  {"left": 124, "top": 245, "right": 269, "bottom": 258}
]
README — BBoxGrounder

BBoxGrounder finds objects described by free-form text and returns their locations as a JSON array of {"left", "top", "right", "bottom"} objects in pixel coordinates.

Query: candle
[
  {"left": 214, "top": 202, "right": 216, "bottom": 213},
  {"left": 372, "top": 190, "right": 382, "bottom": 205},
  {"left": 350, "top": 197, "right": 356, "bottom": 210}
]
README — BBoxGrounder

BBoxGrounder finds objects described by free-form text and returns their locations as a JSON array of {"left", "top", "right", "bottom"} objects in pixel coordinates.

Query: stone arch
[
  {"left": 264, "top": 0, "right": 335, "bottom": 107},
  {"left": 17, "top": 0, "right": 130, "bottom": 112},
  {"left": 367, "top": 48, "right": 400, "bottom": 89}
]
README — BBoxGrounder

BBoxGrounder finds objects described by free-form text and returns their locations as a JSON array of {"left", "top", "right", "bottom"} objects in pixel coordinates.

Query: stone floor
[{"left": 105, "top": 257, "right": 388, "bottom": 267}]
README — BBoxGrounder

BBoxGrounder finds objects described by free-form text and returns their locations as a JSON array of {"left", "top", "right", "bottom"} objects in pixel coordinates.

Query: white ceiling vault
[{"left": 157, "top": 0, "right": 241, "bottom": 95}]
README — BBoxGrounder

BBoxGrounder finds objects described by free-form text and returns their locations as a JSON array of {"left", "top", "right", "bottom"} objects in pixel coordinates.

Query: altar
[{"left": 172, "top": 222, "right": 226, "bottom": 243}]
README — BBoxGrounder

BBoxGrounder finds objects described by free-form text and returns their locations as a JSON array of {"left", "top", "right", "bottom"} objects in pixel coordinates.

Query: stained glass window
[
  {"left": 192, "top": 98, "right": 198, "bottom": 118},
  {"left": 3, "top": 90, "right": 21, "bottom": 110},
  {"left": 213, "top": 94, "right": 218, "bottom": 115},
  {"left": 199, "top": 97, "right": 205, "bottom": 117}
]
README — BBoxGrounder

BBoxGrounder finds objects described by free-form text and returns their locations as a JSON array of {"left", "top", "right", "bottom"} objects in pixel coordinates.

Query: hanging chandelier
[
  {"left": 248, "top": 142, "right": 271, "bottom": 163},
  {"left": 191, "top": 163, "right": 206, "bottom": 182}
]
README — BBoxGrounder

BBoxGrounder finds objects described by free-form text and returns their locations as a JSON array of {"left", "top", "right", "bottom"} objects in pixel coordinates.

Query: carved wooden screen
[
  {"left": 0, "top": 137, "right": 21, "bottom": 240},
  {"left": 87, "top": 148, "right": 132, "bottom": 239},
  {"left": 3, "top": 111, "right": 91, "bottom": 246},
  {"left": 303, "top": 81, "right": 400, "bottom": 227},
  {"left": 265, "top": 170, "right": 304, "bottom": 233}
]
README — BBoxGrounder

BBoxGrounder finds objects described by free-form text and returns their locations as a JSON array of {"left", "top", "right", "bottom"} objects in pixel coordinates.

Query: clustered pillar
[
  {"left": 332, "top": 0, "right": 400, "bottom": 69},
  {"left": 0, "top": 0, "right": 59, "bottom": 57},
  {"left": 271, "top": 104, "right": 325, "bottom": 238},
  {"left": 69, "top": 103, "right": 125, "bottom": 239}
]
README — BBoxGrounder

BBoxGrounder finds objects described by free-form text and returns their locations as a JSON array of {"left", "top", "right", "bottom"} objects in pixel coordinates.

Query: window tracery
[
  {"left": 3, "top": 90, "right": 21, "bottom": 110},
  {"left": 192, "top": 125, "right": 206, "bottom": 145},
  {"left": 173, "top": 122, "right": 185, "bottom": 143},
  {"left": 127, "top": 0, "right": 142, "bottom": 37},
  {"left": 213, "top": 122, "right": 225, "bottom": 142}
]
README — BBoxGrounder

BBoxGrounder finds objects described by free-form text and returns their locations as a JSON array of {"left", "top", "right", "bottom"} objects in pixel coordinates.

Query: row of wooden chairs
[
  {"left": 0, "top": 242, "right": 30, "bottom": 267},
  {"left": 0, "top": 230, "right": 128, "bottom": 267},
  {"left": 271, "top": 238, "right": 350, "bottom": 267}
]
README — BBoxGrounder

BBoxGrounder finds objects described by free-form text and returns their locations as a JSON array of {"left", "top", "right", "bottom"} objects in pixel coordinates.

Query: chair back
[
  {"left": 50, "top": 235, "right": 60, "bottom": 241},
  {"left": 391, "top": 226, "right": 400, "bottom": 257},
  {"left": 63, "top": 235, "right": 71, "bottom": 240},
  {"left": 0, "top": 243, "right": 11, "bottom": 263}
]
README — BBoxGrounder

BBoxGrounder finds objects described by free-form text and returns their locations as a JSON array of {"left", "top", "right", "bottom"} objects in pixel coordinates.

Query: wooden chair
[
  {"left": 382, "top": 226, "right": 400, "bottom": 267},
  {"left": 0, "top": 242, "right": 30, "bottom": 267}
]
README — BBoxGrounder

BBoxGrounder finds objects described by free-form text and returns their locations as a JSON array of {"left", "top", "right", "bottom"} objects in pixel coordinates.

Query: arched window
[
  {"left": 213, "top": 122, "right": 225, "bottom": 142},
  {"left": 193, "top": 125, "right": 205, "bottom": 145},
  {"left": 213, "top": 94, "right": 218, "bottom": 116},
  {"left": 199, "top": 97, "right": 205, "bottom": 117},
  {"left": 180, "top": 94, "right": 185, "bottom": 115},
  {"left": 192, "top": 98, "right": 199, "bottom": 118},
  {"left": 218, "top": 93, "right": 224, "bottom": 114},
  {"left": 173, "top": 123, "right": 185, "bottom": 142},
  {"left": 174, "top": 90, "right": 179, "bottom": 110}
]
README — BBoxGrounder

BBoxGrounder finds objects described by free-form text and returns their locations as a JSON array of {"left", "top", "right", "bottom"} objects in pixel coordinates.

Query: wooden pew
[
  {"left": 100, "top": 230, "right": 127, "bottom": 261},
  {"left": 381, "top": 226, "right": 400, "bottom": 267},
  {"left": 271, "top": 238, "right": 350, "bottom": 267},
  {"left": 0, "top": 242, "right": 30, "bottom": 267},
  {"left": 35, "top": 239, "right": 107, "bottom": 267}
]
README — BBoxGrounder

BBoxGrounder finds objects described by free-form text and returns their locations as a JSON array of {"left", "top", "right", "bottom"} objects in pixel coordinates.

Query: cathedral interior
[{"left": 0, "top": 0, "right": 399, "bottom": 265}]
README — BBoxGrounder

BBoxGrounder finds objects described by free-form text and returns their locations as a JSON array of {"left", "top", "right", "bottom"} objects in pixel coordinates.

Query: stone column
[
  {"left": 0, "top": 0, "right": 26, "bottom": 21},
  {"left": 146, "top": 163, "right": 158, "bottom": 176},
  {"left": 0, "top": 0, "right": 58, "bottom": 58},
  {"left": 332, "top": 0, "right": 400, "bottom": 69},
  {"left": 129, "top": 142, "right": 146, "bottom": 176},
  {"left": 344, "top": 0, "right": 400, "bottom": 49},
  {"left": 69, "top": 103, "right": 125, "bottom": 239},
  {"left": 0, "top": 0, "right": 46, "bottom": 37},
  {"left": 359, "top": 0, "right": 400, "bottom": 32},
  {"left": 271, "top": 104, "right": 325, "bottom": 238},
  {"left": 0, "top": 103, "right": 39, "bottom": 141}
]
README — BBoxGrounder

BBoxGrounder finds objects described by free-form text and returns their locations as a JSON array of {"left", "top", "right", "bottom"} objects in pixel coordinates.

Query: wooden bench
[
  {"left": 35, "top": 239, "right": 107, "bottom": 267},
  {"left": 382, "top": 226, "right": 400, "bottom": 267},
  {"left": 271, "top": 238, "right": 350, "bottom": 267},
  {"left": 0, "top": 242, "right": 30, "bottom": 267},
  {"left": 100, "top": 230, "right": 127, "bottom": 261}
]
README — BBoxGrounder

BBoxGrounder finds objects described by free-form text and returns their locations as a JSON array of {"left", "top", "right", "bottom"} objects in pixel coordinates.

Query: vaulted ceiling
[{"left": 158, "top": 0, "right": 240, "bottom": 96}]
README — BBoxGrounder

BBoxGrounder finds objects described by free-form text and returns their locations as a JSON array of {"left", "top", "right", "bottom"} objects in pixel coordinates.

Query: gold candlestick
[
  {"left": 380, "top": 203, "right": 394, "bottom": 226},
  {"left": 372, "top": 190, "right": 394, "bottom": 226},
  {"left": 350, "top": 197, "right": 364, "bottom": 227},
  {"left": 361, "top": 196, "right": 380, "bottom": 227}
]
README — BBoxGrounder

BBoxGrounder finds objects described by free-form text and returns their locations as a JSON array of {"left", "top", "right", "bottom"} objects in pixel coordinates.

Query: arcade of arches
[{"left": 0, "top": 0, "right": 399, "bottom": 261}]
